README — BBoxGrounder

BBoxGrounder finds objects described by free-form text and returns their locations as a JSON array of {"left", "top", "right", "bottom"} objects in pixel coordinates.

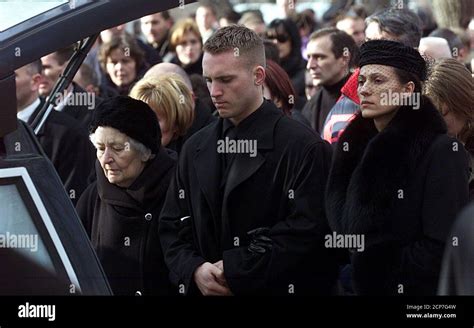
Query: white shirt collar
[{"left": 17, "top": 98, "right": 41, "bottom": 123}]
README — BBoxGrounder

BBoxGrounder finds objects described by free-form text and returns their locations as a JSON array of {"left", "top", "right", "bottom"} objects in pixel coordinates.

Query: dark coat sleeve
[
  {"left": 438, "top": 202, "right": 474, "bottom": 295},
  {"left": 222, "top": 141, "right": 334, "bottom": 294},
  {"left": 158, "top": 154, "right": 206, "bottom": 294},
  {"left": 75, "top": 181, "right": 98, "bottom": 237},
  {"left": 399, "top": 136, "right": 469, "bottom": 293},
  {"left": 39, "top": 119, "right": 95, "bottom": 205}
]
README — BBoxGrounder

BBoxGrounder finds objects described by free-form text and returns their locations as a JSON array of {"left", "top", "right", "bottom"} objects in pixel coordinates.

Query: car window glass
[
  {"left": 0, "top": 183, "right": 56, "bottom": 274},
  {"left": 0, "top": 0, "right": 68, "bottom": 32}
]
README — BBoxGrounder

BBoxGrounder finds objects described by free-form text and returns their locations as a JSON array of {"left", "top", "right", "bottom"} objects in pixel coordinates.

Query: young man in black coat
[
  {"left": 15, "top": 61, "right": 95, "bottom": 205},
  {"left": 159, "top": 25, "right": 339, "bottom": 296}
]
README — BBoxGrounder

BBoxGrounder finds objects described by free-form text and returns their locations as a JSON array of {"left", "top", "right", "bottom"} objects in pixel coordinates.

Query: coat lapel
[
  {"left": 221, "top": 102, "right": 281, "bottom": 230},
  {"left": 193, "top": 120, "right": 222, "bottom": 220}
]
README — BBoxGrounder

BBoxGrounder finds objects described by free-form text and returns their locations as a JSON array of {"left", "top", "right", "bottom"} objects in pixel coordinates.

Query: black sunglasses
[{"left": 266, "top": 33, "right": 290, "bottom": 43}]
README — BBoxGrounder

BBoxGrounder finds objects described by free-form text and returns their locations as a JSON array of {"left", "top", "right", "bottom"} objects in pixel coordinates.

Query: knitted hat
[
  {"left": 359, "top": 40, "right": 427, "bottom": 81},
  {"left": 89, "top": 96, "right": 161, "bottom": 154}
]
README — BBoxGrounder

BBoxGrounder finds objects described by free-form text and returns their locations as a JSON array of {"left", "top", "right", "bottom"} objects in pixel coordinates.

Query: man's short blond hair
[
  {"left": 203, "top": 25, "right": 266, "bottom": 68},
  {"left": 129, "top": 74, "right": 194, "bottom": 138}
]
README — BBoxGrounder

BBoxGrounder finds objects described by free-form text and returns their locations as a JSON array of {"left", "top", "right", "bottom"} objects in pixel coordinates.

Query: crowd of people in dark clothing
[{"left": 15, "top": 1, "right": 474, "bottom": 296}]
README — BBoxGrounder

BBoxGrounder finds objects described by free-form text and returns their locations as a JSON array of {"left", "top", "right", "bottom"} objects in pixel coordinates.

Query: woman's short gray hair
[
  {"left": 128, "top": 137, "right": 155, "bottom": 160},
  {"left": 89, "top": 133, "right": 155, "bottom": 161}
]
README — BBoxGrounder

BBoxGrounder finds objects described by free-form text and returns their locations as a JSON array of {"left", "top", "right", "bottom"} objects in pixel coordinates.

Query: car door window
[{"left": 0, "top": 0, "right": 68, "bottom": 32}]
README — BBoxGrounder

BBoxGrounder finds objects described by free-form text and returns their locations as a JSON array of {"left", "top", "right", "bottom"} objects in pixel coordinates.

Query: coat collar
[
  {"left": 326, "top": 96, "right": 447, "bottom": 234},
  {"left": 96, "top": 146, "right": 175, "bottom": 211},
  {"left": 193, "top": 100, "right": 283, "bottom": 220}
]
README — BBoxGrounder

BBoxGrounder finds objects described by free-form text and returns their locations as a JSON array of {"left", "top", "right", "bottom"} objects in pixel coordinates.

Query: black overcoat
[
  {"left": 159, "top": 100, "right": 339, "bottom": 295},
  {"left": 76, "top": 148, "right": 176, "bottom": 295},
  {"left": 326, "top": 97, "right": 470, "bottom": 295},
  {"left": 27, "top": 98, "right": 95, "bottom": 204}
]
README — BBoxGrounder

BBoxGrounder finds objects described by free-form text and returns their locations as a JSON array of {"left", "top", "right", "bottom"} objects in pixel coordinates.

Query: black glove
[{"left": 247, "top": 227, "right": 273, "bottom": 254}]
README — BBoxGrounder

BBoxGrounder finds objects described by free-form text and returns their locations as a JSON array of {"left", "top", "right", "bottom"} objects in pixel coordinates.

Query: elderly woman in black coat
[
  {"left": 76, "top": 96, "right": 176, "bottom": 295},
  {"left": 325, "top": 40, "right": 470, "bottom": 295}
]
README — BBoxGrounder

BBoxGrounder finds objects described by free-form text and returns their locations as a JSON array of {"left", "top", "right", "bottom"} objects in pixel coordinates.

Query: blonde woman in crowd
[
  {"left": 424, "top": 58, "right": 474, "bottom": 199},
  {"left": 130, "top": 74, "right": 194, "bottom": 153}
]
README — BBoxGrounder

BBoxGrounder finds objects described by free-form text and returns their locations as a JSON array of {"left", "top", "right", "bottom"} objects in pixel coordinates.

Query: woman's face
[
  {"left": 92, "top": 126, "right": 148, "bottom": 188},
  {"left": 155, "top": 110, "right": 175, "bottom": 147},
  {"left": 358, "top": 64, "right": 412, "bottom": 121},
  {"left": 106, "top": 48, "right": 137, "bottom": 87},
  {"left": 268, "top": 29, "right": 292, "bottom": 59},
  {"left": 176, "top": 32, "right": 202, "bottom": 65}
]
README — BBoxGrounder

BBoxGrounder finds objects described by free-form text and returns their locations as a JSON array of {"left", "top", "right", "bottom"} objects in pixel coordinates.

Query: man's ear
[
  {"left": 341, "top": 52, "right": 351, "bottom": 68},
  {"left": 254, "top": 66, "right": 266, "bottom": 86},
  {"left": 31, "top": 73, "right": 42, "bottom": 91}
]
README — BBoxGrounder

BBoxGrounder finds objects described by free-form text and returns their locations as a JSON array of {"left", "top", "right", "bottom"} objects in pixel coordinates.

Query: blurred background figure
[
  {"left": 99, "top": 34, "right": 146, "bottom": 95},
  {"left": 238, "top": 11, "right": 266, "bottom": 38},
  {"left": 140, "top": 11, "right": 174, "bottom": 62},
  {"left": 295, "top": 9, "right": 319, "bottom": 60},
  {"left": 129, "top": 75, "right": 194, "bottom": 153},
  {"left": 424, "top": 58, "right": 473, "bottom": 199},
  {"left": 276, "top": 0, "right": 297, "bottom": 19},
  {"left": 100, "top": 24, "right": 161, "bottom": 68},
  {"left": 218, "top": 10, "right": 241, "bottom": 28},
  {"left": 416, "top": 6, "right": 438, "bottom": 37},
  {"left": 41, "top": 45, "right": 99, "bottom": 127},
  {"left": 336, "top": 11, "right": 366, "bottom": 47},
  {"left": 267, "top": 18, "right": 307, "bottom": 103},
  {"left": 144, "top": 62, "right": 216, "bottom": 141},
  {"left": 419, "top": 37, "right": 453, "bottom": 60},
  {"left": 263, "top": 59, "right": 310, "bottom": 126},
  {"left": 429, "top": 28, "right": 470, "bottom": 66},
  {"left": 195, "top": 4, "right": 218, "bottom": 43},
  {"left": 74, "top": 63, "right": 100, "bottom": 97},
  {"left": 170, "top": 19, "right": 204, "bottom": 77},
  {"left": 263, "top": 39, "right": 281, "bottom": 64},
  {"left": 365, "top": 8, "right": 422, "bottom": 48}
]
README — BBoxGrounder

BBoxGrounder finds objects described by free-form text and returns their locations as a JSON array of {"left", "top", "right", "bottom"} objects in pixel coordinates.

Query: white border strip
[{"left": 0, "top": 167, "right": 81, "bottom": 293}]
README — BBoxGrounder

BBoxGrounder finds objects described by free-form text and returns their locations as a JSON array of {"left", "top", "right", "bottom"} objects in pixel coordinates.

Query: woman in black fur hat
[
  {"left": 325, "top": 40, "right": 470, "bottom": 295},
  {"left": 76, "top": 96, "right": 176, "bottom": 295}
]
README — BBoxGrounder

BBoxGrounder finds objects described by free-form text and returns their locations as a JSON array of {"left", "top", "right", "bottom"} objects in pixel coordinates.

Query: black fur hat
[
  {"left": 359, "top": 40, "right": 427, "bottom": 81},
  {"left": 89, "top": 96, "right": 161, "bottom": 154}
]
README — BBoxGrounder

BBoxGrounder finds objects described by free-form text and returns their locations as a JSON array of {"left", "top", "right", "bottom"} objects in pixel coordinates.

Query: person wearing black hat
[
  {"left": 76, "top": 95, "right": 177, "bottom": 295},
  {"left": 325, "top": 40, "right": 470, "bottom": 295}
]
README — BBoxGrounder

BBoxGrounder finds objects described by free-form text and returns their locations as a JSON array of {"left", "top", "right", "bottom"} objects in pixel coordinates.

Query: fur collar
[{"left": 326, "top": 96, "right": 447, "bottom": 235}]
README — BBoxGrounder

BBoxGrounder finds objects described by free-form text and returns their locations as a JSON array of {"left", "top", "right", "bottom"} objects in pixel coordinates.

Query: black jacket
[
  {"left": 76, "top": 148, "right": 176, "bottom": 295},
  {"left": 159, "top": 100, "right": 339, "bottom": 295},
  {"left": 61, "top": 83, "right": 100, "bottom": 129},
  {"left": 171, "top": 53, "right": 203, "bottom": 77},
  {"left": 438, "top": 202, "right": 474, "bottom": 295},
  {"left": 302, "top": 75, "right": 349, "bottom": 134},
  {"left": 27, "top": 98, "right": 95, "bottom": 205},
  {"left": 326, "top": 96, "right": 470, "bottom": 295},
  {"left": 281, "top": 53, "right": 307, "bottom": 101}
]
